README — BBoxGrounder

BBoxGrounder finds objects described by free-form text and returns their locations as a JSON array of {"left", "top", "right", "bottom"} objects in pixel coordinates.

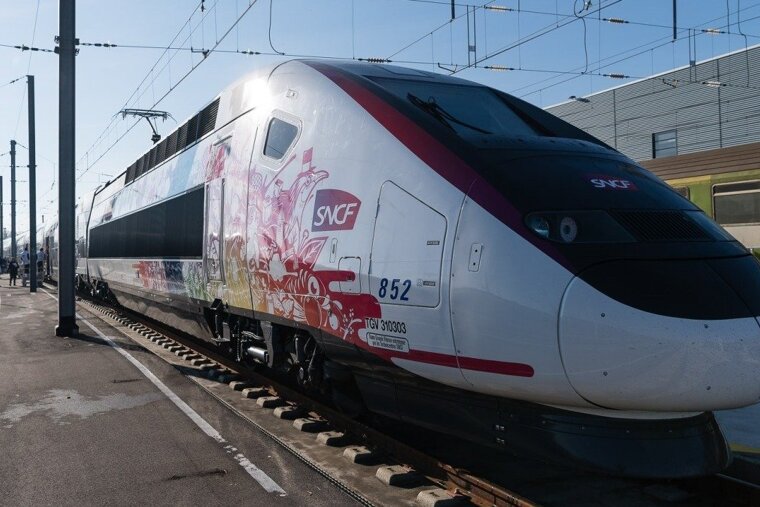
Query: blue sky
[{"left": 2, "top": 0, "right": 760, "bottom": 233}]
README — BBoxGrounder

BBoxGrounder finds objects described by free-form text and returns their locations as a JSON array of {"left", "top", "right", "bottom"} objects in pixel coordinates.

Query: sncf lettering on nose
[
  {"left": 312, "top": 189, "right": 362, "bottom": 231},
  {"left": 586, "top": 174, "right": 638, "bottom": 190}
]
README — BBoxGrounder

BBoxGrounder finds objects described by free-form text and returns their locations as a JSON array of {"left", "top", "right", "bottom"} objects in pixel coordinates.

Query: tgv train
[{"left": 50, "top": 60, "right": 760, "bottom": 478}]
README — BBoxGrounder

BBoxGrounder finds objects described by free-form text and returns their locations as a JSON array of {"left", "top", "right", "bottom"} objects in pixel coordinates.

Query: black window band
[{"left": 89, "top": 187, "right": 204, "bottom": 259}]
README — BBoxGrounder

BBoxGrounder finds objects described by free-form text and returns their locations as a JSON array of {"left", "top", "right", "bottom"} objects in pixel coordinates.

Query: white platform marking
[{"left": 41, "top": 289, "right": 286, "bottom": 495}]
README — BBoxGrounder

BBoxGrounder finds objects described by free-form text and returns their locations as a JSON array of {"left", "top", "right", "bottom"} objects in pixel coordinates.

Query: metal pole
[
  {"left": 466, "top": 7, "right": 470, "bottom": 66},
  {"left": 10, "top": 140, "right": 16, "bottom": 261},
  {"left": 28, "top": 75, "right": 37, "bottom": 293},
  {"left": 673, "top": 0, "right": 677, "bottom": 41},
  {"left": 56, "top": 0, "right": 78, "bottom": 337},
  {"left": 472, "top": 5, "right": 477, "bottom": 67},
  {"left": 1, "top": 176, "right": 4, "bottom": 260}
]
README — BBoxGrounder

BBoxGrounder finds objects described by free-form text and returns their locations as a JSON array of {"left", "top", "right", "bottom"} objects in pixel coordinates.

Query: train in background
[
  {"left": 44, "top": 60, "right": 760, "bottom": 478},
  {"left": 2, "top": 230, "right": 36, "bottom": 272},
  {"left": 2, "top": 233, "right": 32, "bottom": 260},
  {"left": 664, "top": 172, "right": 760, "bottom": 256},
  {"left": 639, "top": 140, "right": 760, "bottom": 256}
]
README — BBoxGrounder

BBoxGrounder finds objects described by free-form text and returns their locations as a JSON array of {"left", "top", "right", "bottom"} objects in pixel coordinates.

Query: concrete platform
[{"left": 0, "top": 279, "right": 358, "bottom": 506}]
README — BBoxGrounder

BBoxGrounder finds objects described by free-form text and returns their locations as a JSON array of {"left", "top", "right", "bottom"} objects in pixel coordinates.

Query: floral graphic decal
[{"left": 247, "top": 148, "right": 381, "bottom": 341}]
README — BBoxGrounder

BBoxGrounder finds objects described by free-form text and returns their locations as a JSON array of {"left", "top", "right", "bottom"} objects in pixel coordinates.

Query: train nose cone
[{"left": 558, "top": 257, "right": 760, "bottom": 412}]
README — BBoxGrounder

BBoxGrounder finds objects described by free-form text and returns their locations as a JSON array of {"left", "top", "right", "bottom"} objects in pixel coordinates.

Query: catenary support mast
[
  {"left": 10, "top": 140, "right": 16, "bottom": 260},
  {"left": 28, "top": 75, "right": 37, "bottom": 293},
  {"left": 56, "top": 0, "right": 78, "bottom": 336},
  {"left": 1, "top": 176, "right": 3, "bottom": 256}
]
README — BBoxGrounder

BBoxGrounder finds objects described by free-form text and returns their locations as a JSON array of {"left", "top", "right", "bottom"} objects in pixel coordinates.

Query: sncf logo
[
  {"left": 587, "top": 174, "right": 638, "bottom": 191},
  {"left": 312, "top": 189, "right": 361, "bottom": 231}
]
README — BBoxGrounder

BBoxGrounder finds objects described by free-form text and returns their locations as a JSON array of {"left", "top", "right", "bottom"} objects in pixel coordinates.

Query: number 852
[{"left": 378, "top": 278, "right": 411, "bottom": 301}]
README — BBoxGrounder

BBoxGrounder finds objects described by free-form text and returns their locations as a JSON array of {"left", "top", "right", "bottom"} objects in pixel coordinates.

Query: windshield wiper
[{"left": 407, "top": 93, "right": 492, "bottom": 135}]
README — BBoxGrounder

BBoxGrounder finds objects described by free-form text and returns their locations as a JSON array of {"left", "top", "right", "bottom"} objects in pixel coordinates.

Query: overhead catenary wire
[
  {"left": 573, "top": 0, "right": 591, "bottom": 74},
  {"left": 554, "top": 59, "right": 760, "bottom": 127},
  {"left": 553, "top": 78, "right": 760, "bottom": 146},
  {"left": 451, "top": 0, "right": 623, "bottom": 74},
  {"left": 76, "top": 1, "right": 240, "bottom": 184},
  {"left": 50, "top": 45, "right": 702, "bottom": 85},
  {"left": 548, "top": 69, "right": 760, "bottom": 156},
  {"left": 401, "top": 0, "right": 760, "bottom": 35},
  {"left": 511, "top": 5, "right": 760, "bottom": 100},
  {"left": 0, "top": 41, "right": 54, "bottom": 53},
  {"left": 8, "top": 1, "right": 759, "bottom": 63},
  {"left": 68, "top": 1, "right": 760, "bottom": 91},
  {"left": 7, "top": 0, "right": 760, "bottom": 201},
  {"left": 8, "top": 138, "right": 58, "bottom": 226},
  {"left": 268, "top": 0, "right": 285, "bottom": 55},
  {"left": 10, "top": 1, "right": 43, "bottom": 145},
  {"left": 76, "top": 0, "right": 260, "bottom": 185},
  {"left": 75, "top": 1, "right": 206, "bottom": 177},
  {"left": 26, "top": 0, "right": 41, "bottom": 73},
  {"left": 13, "top": 141, "right": 56, "bottom": 167},
  {"left": 82, "top": 0, "right": 221, "bottom": 165},
  {"left": 387, "top": 0, "right": 727, "bottom": 67},
  {"left": 0, "top": 76, "right": 26, "bottom": 89},
  {"left": 385, "top": 0, "right": 760, "bottom": 95},
  {"left": 385, "top": 2, "right": 474, "bottom": 60}
]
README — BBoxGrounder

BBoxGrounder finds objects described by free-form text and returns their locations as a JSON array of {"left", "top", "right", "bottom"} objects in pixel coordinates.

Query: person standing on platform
[
  {"left": 20, "top": 245, "right": 30, "bottom": 287},
  {"left": 37, "top": 247, "right": 45, "bottom": 281},
  {"left": 8, "top": 258, "right": 18, "bottom": 286}
]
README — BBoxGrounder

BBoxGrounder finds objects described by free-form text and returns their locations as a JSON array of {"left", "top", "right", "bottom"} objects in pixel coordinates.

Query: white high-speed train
[{"left": 48, "top": 60, "right": 760, "bottom": 478}]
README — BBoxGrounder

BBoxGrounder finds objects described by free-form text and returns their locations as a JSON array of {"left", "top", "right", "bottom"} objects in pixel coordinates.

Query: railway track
[
  {"left": 74, "top": 290, "right": 760, "bottom": 507},
  {"left": 76, "top": 292, "right": 533, "bottom": 507}
]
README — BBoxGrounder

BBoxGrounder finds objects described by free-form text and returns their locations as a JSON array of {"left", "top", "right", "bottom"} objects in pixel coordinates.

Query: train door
[
  {"left": 205, "top": 177, "right": 225, "bottom": 293},
  {"left": 371, "top": 182, "right": 446, "bottom": 307},
  {"left": 44, "top": 236, "right": 51, "bottom": 278},
  {"left": 369, "top": 182, "right": 456, "bottom": 371}
]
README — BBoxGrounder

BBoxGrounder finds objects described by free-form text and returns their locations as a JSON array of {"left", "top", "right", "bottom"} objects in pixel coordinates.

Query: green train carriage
[{"left": 643, "top": 142, "right": 760, "bottom": 258}]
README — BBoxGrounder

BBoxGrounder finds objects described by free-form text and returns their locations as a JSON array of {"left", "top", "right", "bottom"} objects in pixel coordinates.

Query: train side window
[
  {"left": 88, "top": 188, "right": 204, "bottom": 259},
  {"left": 672, "top": 186, "right": 690, "bottom": 200},
  {"left": 263, "top": 117, "right": 299, "bottom": 160},
  {"left": 652, "top": 130, "right": 677, "bottom": 159},
  {"left": 713, "top": 180, "right": 760, "bottom": 225}
]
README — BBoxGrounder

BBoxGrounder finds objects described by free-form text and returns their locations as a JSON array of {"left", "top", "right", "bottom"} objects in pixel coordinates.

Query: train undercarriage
[
  {"left": 206, "top": 304, "right": 366, "bottom": 417},
  {"left": 75, "top": 277, "right": 732, "bottom": 479}
]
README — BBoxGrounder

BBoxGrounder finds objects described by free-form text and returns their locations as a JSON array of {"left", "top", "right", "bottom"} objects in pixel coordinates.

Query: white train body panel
[
  {"left": 559, "top": 278, "right": 760, "bottom": 411},
  {"left": 450, "top": 196, "right": 584, "bottom": 405}
]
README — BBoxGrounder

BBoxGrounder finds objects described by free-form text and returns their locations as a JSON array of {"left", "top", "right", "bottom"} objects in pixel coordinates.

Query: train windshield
[{"left": 373, "top": 77, "right": 539, "bottom": 140}]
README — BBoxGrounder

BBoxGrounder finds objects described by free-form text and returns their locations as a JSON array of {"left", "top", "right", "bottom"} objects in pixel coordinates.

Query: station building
[{"left": 546, "top": 44, "right": 760, "bottom": 250}]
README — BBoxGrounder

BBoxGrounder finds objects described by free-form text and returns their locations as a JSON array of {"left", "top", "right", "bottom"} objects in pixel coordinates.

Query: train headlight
[
  {"left": 559, "top": 217, "right": 578, "bottom": 243},
  {"left": 525, "top": 211, "right": 635, "bottom": 243},
  {"left": 528, "top": 215, "right": 551, "bottom": 238}
]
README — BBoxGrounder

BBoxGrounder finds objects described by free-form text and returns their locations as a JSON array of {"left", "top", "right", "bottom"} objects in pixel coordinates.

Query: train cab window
[
  {"left": 263, "top": 117, "right": 299, "bottom": 160},
  {"left": 713, "top": 180, "right": 760, "bottom": 225},
  {"left": 653, "top": 130, "right": 677, "bottom": 158}
]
